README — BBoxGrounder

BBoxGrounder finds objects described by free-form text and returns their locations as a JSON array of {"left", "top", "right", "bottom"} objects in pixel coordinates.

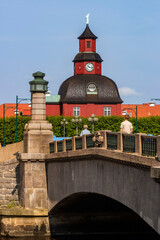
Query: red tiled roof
[
  {"left": 0, "top": 103, "right": 31, "bottom": 118},
  {"left": 122, "top": 103, "right": 160, "bottom": 117},
  {"left": 1, "top": 102, "right": 160, "bottom": 118}
]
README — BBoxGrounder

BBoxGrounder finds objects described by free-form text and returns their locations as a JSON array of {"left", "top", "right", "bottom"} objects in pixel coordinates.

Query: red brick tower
[
  {"left": 74, "top": 23, "right": 102, "bottom": 75},
  {"left": 58, "top": 18, "right": 123, "bottom": 117}
]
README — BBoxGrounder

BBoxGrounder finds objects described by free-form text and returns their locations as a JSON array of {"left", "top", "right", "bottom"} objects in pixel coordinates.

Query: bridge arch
[
  {"left": 47, "top": 152, "right": 160, "bottom": 235},
  {"left": 48, "top": 192, "right": 159, "bottom": 237}
]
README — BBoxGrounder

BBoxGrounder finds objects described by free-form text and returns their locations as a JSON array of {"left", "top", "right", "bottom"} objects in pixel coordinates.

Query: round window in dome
[{"left": 87, "top": 83, "right": 97, "bottom": 94}]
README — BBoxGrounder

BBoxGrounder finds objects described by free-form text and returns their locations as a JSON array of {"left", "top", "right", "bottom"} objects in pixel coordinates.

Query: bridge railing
[
  {"left": 50, "top": 131, "right": 158, "bottom": 158},
  {"left": 75, "top": 136, "right": 83, "bottom": 150},
  {"left": 141, "top": 135, "right": 157, "bottom": 157},
  {"left": 107, "top": 132, "right": 118, "bottom": 150},
  {"left": 123, "top": 134, "right": 135, "bottom": 153}
]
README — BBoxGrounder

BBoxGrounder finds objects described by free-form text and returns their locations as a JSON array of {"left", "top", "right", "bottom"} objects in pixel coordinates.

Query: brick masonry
[
  {"left": 0, "top": 158, "right": 20, "bottom": 206},
  {"left": 0, "top": 208, "right": 50, "bottom": 237}
]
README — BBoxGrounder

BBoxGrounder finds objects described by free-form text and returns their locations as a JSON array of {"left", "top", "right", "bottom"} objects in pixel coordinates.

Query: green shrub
[
  {"left": 7, "top": 199, "right": 18, "bottom": 208},
  {"left": 0, "top": 115, "right": 160, "bottom": 145},
  {"left": 0, "top": 116, "right": 30, "bottom": 145}
]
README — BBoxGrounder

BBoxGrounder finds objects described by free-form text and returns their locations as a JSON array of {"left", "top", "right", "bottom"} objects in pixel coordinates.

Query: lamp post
[
  {"left": 61, "top": 118, "right": 68, "bottom": 137},
  {"left": 122, "top": 106, "right": 138, "bottom": 133},
  {"left": 88, "top": 114, "right": 98, "bottom": 133},
  {"left": 3, "top": 104, "right": 14, "bottom": 146},
  {"left": 23, "top": 71, "right": 53, "bottom": 154},
  {"left": 72, "top": 116, "right": 82, "bottom": 136},
  {"left": 15, "top": 95, "right": 31, "bottom": 143}
]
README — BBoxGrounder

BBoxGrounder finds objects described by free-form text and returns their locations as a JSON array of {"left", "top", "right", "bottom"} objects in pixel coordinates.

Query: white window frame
[
  {"left": 104, "top": 107, "right": 111, "bottom": 116},
  {"left": 73, "top": 107, "right": 80, "bottom": 117}
]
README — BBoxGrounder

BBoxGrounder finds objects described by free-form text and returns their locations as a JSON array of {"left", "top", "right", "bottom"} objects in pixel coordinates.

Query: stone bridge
[
  {"left": 17, "top": 131, "right": 160, "bottom": 236},
  {"left": 1, "top": 135, "right": 160, "bottom": 237},
  {"left": 1, "top": 72, "right": 160, "bottom": 237}
]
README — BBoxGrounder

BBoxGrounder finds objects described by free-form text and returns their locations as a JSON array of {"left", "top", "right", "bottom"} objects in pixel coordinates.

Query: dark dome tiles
[
  {"left": 58, "top": 75, "right": 123, "bottom": 104},
  {"left": 78, "top": 24, "right": 97, "bottom": 39},
  {"left": 73, "top": 52, "right": 103, "bottom": 62}
]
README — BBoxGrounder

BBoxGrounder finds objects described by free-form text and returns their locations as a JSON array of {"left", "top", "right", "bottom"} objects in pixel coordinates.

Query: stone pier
[{"left": 0, "top": 71, "right": 53, "bottom": 237}]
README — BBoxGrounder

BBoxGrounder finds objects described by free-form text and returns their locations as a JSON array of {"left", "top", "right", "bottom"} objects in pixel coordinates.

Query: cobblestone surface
[{"left": 0, "top": 158, "right": 20, "bottom": 206}]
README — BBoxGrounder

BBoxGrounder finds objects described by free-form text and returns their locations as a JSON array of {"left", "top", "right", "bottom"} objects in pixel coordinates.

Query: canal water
[
  {"left": 1, "top": 233, "right": 160, "bottom": 240},
  {"left": 1, "top": 194, "right": 160, "bottom": 239}
]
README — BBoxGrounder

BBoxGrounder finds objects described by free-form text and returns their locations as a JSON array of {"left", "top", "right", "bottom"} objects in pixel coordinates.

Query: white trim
[
  {"left": 73, "top": 106, "right": 80, "bottom": 117},
  {"left": 104, "top": 106, "right": 111, "bottom": 116}
]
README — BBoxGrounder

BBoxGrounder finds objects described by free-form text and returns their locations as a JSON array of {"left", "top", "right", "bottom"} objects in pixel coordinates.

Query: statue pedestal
[
  {"left": 23, "top": 121, "right": 53, "bottom": 154},
  {"left": 19, "top": 153, "right": 48, "bottom": 209},
  {"left": 0, "top": 72, "right": 54, "bottom": 237}
]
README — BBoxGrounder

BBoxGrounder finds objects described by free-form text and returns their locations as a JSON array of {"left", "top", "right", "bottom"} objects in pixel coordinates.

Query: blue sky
[{"left": 1, "top": 0, "right": 160, "bottom": 104}]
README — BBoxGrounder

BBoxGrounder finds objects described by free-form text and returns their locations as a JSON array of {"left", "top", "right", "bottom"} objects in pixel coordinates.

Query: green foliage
[
  {"left": 7, "top": 199, "right": 18, "bottom": 208},
  {"left": 132, "top": 116, "right": 160, "bottom": 135},
  {"left": 0, "top": 116, "right": 30, "bottom": 145},
  {"left": 1, "top": 115, "right": 160, "bottom": 145},
  {"left": 47, "top": 115, "right": 160, "bottom": 137}
]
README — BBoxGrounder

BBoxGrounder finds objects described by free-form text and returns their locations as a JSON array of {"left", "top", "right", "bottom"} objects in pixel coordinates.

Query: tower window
[
  {"left": 87, "top": 41, "right": 91, "bottom": 48},
  {"left": 104, "top": 107, "right": 111, "bottom": 116},
  {"left": 73, "top": 107, "right": 80, "bottom": 117}
]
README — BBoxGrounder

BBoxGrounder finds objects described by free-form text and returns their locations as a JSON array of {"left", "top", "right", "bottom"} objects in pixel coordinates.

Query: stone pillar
[
  {"left": 54, "top": 141, "right": 58, "bottom": 153},
  {"left": 19, "top": 71, "right": 53, "bottom": 210},
  {"left": 31, "top": 92, "right": 46, "bottom": 121},
  {"left": 19, "top": 154, "right": 48, "bottom": 209},
  {"left": 100, "top": 130, "right": 112, "bottom": 149},
  {"left": 23, "top": 72, "right": 53, "bottom": 154},
  {"left": 72, "top": 136, "right": 76, "bottom": 151},
  {"left": 117, "top": 132, "right": 123, "bottom": 152},
  {"left": 156, "top": 135, "right": 160, "bottom": 160},
  {"left": 23, "top": 119, "right": 53, "bottom": 153},
  {"left": 135, "top": 133, "right": 147, "bottom": 155},
  {"left": 63, "top": 139, "right": 66, "bottom": 152},
  {"left": 82, "top": 135, "right": 87, "bottom": 149}
]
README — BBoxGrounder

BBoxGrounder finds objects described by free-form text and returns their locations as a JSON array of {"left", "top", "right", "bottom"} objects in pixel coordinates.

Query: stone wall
[
  {"left": 0, "top": 141, "right": 24, "bottom": 162},
  {"left": 0, "top": 208, "right": 50, "bottom": 237},
  {"left": 0, "top": 158, "right": 20, "bottom": 206}
]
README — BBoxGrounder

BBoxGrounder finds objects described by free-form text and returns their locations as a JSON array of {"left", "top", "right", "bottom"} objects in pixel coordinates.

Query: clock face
[{"left": 85, "top": 63, "right": 94, "bottom": 72}]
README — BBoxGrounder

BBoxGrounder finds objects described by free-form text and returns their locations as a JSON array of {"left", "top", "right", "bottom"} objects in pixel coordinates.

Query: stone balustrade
[{"left": 50, "top": 131, "right": 159, "bottom": 158}]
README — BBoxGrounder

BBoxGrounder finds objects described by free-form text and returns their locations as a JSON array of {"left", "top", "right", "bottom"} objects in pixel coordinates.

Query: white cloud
[{"left": 119, "top": 87, "right": 142, "bottom": 97}]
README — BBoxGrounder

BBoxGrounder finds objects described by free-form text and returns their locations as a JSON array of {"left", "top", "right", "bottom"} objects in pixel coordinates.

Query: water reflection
[
  {"left": 1, "top": 234, "right": 160, "bottom": 240},
  {"left": 1, "top": 194, "right": 160, "bottom": 240},
  {"left": 49, "top": 193, "right": 160, "bottom": 238}
]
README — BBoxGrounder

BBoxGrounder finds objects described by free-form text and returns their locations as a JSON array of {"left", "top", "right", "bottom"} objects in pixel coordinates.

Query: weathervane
[{"left": 86, "top": 13, "right": 90, "bottom": 24}]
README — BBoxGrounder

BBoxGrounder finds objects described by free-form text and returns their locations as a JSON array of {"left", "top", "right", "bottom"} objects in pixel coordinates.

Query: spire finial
[{"left": 86, "top": 13, "right": 90, "bottom": 25}]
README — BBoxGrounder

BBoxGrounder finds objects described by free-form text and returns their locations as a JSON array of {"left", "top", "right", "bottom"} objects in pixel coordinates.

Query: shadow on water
[
  {"left": 1, "top": 234, "right": 160, "bottom": 240},
  {"left": 49, "top": 193, "right": 160, "bottom": 240},
  {"left": 1, "top": 193, "right": 160, "bottom": 239}
]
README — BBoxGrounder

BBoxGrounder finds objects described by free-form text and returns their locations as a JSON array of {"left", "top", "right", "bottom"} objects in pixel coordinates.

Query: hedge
[
  {"left": 0, "top": 115, "right": 160, "bottom": 145},
  {"left": 0, "top": 116, "right": 30, "bottom": 145}
]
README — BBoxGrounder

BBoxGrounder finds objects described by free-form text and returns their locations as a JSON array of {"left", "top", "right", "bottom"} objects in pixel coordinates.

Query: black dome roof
[
  {"left": 58, "top": 74, "right": 123, "bottom": 104},
  {"left": 73, "top": 52, "right": 103, "bottom": 62},
  {"left": 78, "top": 24, "right": 97, "bottom": 40}
]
